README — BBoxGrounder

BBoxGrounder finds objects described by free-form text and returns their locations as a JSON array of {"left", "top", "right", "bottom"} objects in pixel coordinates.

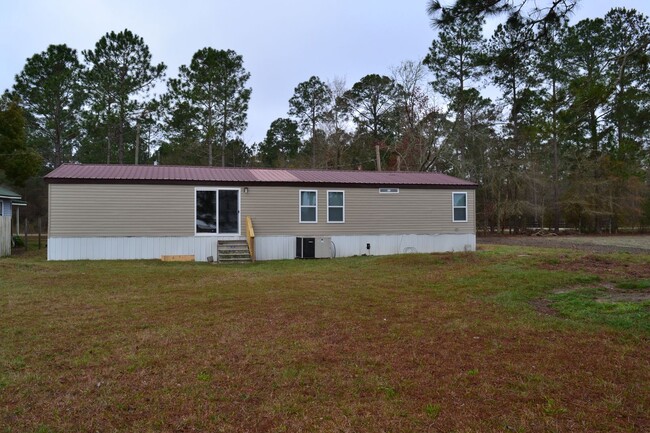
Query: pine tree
[
  {"left": 423, "top": 11, "right": 485, "bottom": 177},
  {"left": 0, "top": 95, "right": 42, "bottom": 185},
  {"left": 289, "top": 76, "right": 332, "bottom": 169},
  {"left": 164, "top": 48, "right": 251, "bottom": 167},
  {"left": 343, "top": 74, "right": 397, "bottom": 171},
  {"left": 13, "top": 44, "right": 85, "bottom": 168},
  {"left": 83, "top": 29, "right": 166, "bottom": 164}
]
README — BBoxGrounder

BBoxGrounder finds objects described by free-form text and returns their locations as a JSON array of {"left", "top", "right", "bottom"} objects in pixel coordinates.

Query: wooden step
[
  {"left": 217, "top": 240, "right": 252, "bottom": 263},
  {"left": 218, "top": 256, "right": 252, "bottom": 263},
  {"left": 161, "top": 254, "right": 195, "bottom": 262}
]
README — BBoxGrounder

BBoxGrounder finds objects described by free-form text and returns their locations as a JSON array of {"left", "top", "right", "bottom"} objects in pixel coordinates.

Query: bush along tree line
[{"left": 1, "top": 5, "right": 650, "bottom": 233}]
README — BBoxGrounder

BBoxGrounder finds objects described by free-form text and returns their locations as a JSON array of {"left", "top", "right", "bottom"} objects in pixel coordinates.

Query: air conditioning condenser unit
[{"left": 296, "top": 236, "right": 331, "bottom": 259}]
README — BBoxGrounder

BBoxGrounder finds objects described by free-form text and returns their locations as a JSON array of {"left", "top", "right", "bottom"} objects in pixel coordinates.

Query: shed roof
[
  {"left": 44, "top": 164, "right": 478, "bottom": 188},
  {"left": 0, "top": 186, "right": 22, "bottom": 200}
]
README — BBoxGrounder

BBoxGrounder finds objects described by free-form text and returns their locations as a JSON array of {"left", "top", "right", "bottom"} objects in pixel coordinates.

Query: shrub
[{"left": 12, "top": 235, "right": 24, "bottom": 247}]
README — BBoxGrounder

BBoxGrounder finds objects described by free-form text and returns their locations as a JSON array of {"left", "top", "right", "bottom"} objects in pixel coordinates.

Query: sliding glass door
[
  {"left": 195, "top": 188, "right": 240, "bottom": 235},
  {"left": 218, "top": 190, "right": 239, "bottom": 234}
]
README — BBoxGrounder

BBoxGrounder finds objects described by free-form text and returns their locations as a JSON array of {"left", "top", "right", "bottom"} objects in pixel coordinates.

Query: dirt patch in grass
[
  {"left": 538, "top": 254, "right": 650, "bottom": 279},
  {"left": 530, "top": 298, "right": 559, "bottom": 316},
  {"left": 596, "top": 291, "right": 650, "bottom": 302}
]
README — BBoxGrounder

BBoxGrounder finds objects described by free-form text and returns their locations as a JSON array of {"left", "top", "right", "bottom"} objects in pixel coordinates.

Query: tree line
[{"left": 1, "top": 4, "right": 649, "bottom": 232}]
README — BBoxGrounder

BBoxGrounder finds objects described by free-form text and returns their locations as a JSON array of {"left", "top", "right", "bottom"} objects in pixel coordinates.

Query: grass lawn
[{"left": 1, "top": 246, "right": 649, "bottom": 432}]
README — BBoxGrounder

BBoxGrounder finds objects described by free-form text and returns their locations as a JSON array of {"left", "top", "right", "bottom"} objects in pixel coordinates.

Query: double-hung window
[
  {"left": 452, "top": 192, "right": 468, "bottom": 222},
  {"left": 300, "top": 190, "right": 317, "bottom": 223},
  {"left": 327, "top": 191, "right": 344, "bottom": 223}
]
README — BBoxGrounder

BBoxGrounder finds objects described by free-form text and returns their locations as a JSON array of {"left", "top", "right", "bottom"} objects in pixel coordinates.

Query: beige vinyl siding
[
  {"left": 242, "top": 186, "right": 475, "bottom": 236},
  {"left": 49, "top": 184, "right": 195, "bottom": 236},
  {"left": 49, "top": 183, "right": 475, "bottom": 237}
]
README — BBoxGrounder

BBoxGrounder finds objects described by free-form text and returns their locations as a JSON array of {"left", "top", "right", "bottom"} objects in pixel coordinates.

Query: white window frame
[
  {"left": 452, "top": 192, "right": 468, "bottom": 223},
  {"left": 327, "top": 190, "right": 345, "bottom": 223},
  {"left": 379, "top": 188, "right": 399, "bottom": 194},
  {"left": 299, "top": 190, "right": 318, "bottom": 223},
  {"left": 194, "top": 187, "right": 241, "bottom": 236}
]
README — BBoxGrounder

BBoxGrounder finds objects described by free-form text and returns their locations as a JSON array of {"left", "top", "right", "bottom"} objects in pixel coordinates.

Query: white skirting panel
[
  {"left": 47, "top": 236, "right": 236, "bottom": 261},
  {"left": 48, "top": 233, "right": 475, "bottom": 261},
  {"left": 332, "top": 233, "right": 475, "bottom": 257}
]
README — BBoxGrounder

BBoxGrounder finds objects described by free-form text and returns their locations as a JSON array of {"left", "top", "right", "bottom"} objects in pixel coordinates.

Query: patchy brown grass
[
  {"left": 538, "top": 253, "right": 650, "bottom": 279},
  {"left": 1, "top": 247, "right": 649, "bottom": 432}
]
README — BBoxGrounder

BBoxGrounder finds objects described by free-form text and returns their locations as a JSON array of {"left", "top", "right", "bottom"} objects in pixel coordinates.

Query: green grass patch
[
  {"left": 617, "top": 279, "right": 650, "bottom": 290},
  {"left": 424, "top": 403, "right": 441, "bottom": 419},
  {"left": 549, "top": 288, "right": 650, "bottom": 333}
]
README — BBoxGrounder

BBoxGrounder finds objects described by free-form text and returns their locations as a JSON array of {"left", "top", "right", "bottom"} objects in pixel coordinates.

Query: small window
[
  {"left": 0, "top": 201, "right": 3, "bottom": 216},
  {"left": 379, "top": 188, "right": 399, "bottom": 194},
  {"left": 300, "top": 190, "right": 317, "bottom": 223},
  {"left": 452, "top": 192, "right": 468, "bottom": 222},
  {"left": 327, "top": 191, "right": 344, "bottom": 223}
]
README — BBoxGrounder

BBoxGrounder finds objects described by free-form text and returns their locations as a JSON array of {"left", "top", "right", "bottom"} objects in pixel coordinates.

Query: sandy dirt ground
[{"left": 478, "top": 234, "right": 650, "bottom": 254}]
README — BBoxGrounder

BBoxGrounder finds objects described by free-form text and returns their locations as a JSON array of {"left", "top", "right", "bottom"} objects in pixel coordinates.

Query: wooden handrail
[{"left": 245, "top": 215, "right": 255, "bottom": 262}]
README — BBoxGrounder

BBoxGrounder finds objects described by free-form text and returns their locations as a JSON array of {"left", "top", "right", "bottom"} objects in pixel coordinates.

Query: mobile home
[{"left": 45, "top": 164, "right": 477, "bottom": 261}]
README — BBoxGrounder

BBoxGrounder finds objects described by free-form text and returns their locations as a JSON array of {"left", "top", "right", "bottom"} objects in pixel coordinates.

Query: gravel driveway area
[{"left": 478, "top": 234, "right": 650, "bottom": 254}]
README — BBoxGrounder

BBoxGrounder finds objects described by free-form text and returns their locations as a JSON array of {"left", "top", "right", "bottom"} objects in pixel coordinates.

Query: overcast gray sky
[{"left": 1, "top": 0, "right": 648, "bottom": 145}]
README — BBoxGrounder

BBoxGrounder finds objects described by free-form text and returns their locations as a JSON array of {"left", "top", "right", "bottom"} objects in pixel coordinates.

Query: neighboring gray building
[
  {"left": 45, "top": 164, "right": 477, "bottom": 261},
  {"left": 0, "top": 186, "right": 24, "bottom": 257}
]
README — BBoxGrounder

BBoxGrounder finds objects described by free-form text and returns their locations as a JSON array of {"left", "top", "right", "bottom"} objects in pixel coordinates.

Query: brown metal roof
[{"left": 44, "top": 164, "right": 478, "bottom": 188}]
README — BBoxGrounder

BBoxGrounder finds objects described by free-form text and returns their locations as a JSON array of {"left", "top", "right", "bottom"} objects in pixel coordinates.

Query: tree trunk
[
  {"left": 458, "top": 53, "right": 466, "bottom": 175},
  {"left": 311, "top": 118, "right": 316, "bottom": 169},
  {"left": 221, "top": 128, "right": 227, "bottom": 168},
  {"left": 552, "top": 77, "right": 560, "bottom": 234},
  {"left": 118, "top": 109, "right": 124, "bottom": 164},
  {"left": 135, "top": 122, "right": 141, "bottom": 165},
  {"left": 208, "top": 105, "right": 213, "bottom": 167},
  {"left": 375, "top": 144, "right": 382, "bottom": 171},
  {"left": 222, "top": 107, "right": 228, "bottom": 168},
  {"left": 106, "top": 126, "right": 111, "bottom": 164},
  {"left": 54, "top": 124, "right": 62, "bottom": 168}
]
